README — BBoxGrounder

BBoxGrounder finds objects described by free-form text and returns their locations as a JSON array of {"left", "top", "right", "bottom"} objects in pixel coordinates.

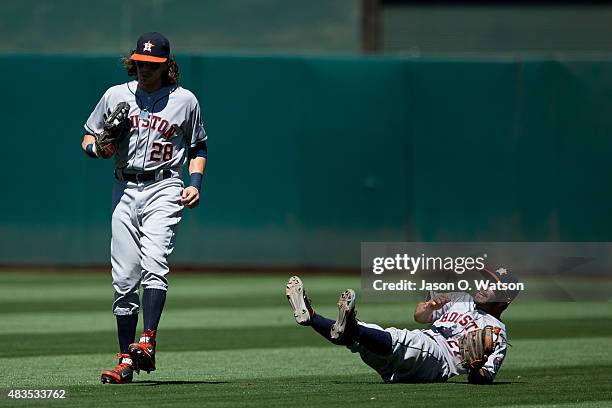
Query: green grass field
[{"left": 0, "top": 272, "right": 611, "bottom": 407}]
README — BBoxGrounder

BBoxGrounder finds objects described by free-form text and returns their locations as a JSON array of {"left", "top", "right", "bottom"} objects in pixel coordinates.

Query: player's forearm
[
  {"left": 188, "top": 157, "right": 206, "bottom": 176},
  {"left": 82, "top": 134, "right": 98, "bottom": 158},
  {"left": 413, "top": 302, "right": 434, "bottom": 323},
  {"left": 82, "top": 134, "right": 96, "bottom": 151},
  {"left": 414, "top": 294, "right": 451, "bottom": 323},
  {"left": 187, "top": 157, "right": 206, "bottom": 192}
]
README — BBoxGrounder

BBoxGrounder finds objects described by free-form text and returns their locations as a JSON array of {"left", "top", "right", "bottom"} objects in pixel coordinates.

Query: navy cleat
[
  {"left": 330, "top": 289, "right": 357, "bottom": 343},
  {"left": 286, "top": 276, "right": 315, "bottom": 325}
]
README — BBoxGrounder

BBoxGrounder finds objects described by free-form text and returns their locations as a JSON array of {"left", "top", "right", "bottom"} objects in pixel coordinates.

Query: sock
[
  {"left": 143, "top": 288, "right": 167, "bottom": 332},
  {"left": 116, "top": 314, "right": 138, "bottom": 354},
  {"left": 354, "top": 324, "right": 392, "bottom": 355},
  {"left": 310, "top": 313, "right": 336, "bottom": 343}
]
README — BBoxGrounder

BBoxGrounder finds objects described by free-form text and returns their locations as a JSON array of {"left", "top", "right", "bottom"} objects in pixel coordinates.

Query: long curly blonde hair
[{"left": 121, "top": 51, "right": 179, "bottom": 85}]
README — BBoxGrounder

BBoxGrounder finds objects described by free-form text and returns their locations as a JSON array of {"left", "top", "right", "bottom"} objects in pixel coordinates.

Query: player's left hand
[
  {"left": 181, "top": 187, "right": 200, "bottom": 208},
  {"left": 428, "top": 294, "right": 451, "bottom": 310}
]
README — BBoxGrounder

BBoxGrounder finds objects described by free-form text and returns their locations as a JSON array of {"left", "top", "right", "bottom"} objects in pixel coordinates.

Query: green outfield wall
[{"left": 0, "top": 55, "right": 610, "bottom": 267}]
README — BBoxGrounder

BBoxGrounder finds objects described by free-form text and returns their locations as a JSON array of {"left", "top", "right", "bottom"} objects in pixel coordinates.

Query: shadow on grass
[
  {"left": 133, "top": 380, "right": 229, "bottom": 386},
  {"left": 329, "top": 379, "right": 517, "bottom": 385},
  {"left": 448, "top": 381, "right": 516, "bottom": 385}
]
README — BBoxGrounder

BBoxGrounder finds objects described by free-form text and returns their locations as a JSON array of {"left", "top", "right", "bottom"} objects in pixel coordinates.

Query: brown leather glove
[{"left": 94, "top": 102, "right": 130, "bottom": 159}]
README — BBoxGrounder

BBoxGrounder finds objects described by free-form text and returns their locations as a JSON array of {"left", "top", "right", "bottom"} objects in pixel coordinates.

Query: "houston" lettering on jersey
[
  {"left": 437, "top": 311, "right": 479, "bottom": 331},
  {"left": 129, "top": 114, "right": 176, "bottom": 139}
]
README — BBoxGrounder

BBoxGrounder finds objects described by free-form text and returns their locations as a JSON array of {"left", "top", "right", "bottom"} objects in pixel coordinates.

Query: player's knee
[
  {"left": 112, "top": 277, "right": 140, "bottom": 296},
  {"left": 141, "top": 272, "right": 169, "bottom": 291},
  {"left": 141, "top": 257, "right": 170, "bottom": 278}
]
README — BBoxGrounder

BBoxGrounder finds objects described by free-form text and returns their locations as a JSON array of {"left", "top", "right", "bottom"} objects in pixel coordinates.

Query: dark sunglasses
[{"left": 135, "top": 61, "right": 162, "bottom": 69}]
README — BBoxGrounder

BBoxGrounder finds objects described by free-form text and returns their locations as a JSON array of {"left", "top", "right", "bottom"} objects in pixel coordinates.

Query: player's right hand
[
  {"left": 428, "top": 294, "right": 451, "bottom": 310},
  {"left": 180, "top": 186, "right": 200, "bottom": 209}
]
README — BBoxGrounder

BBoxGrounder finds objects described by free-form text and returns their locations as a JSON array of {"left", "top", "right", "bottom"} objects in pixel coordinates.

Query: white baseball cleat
[
  {"left": 286, "top": 276, "right": 314, "bottom": 325},
  {"left": 330, "top": 289, "right": 356, "bottom": 342}
]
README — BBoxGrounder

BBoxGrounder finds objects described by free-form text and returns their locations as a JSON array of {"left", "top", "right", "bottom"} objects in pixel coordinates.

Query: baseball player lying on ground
[{"left": 286, "top": 271, "right": 519, "bottom": 384}]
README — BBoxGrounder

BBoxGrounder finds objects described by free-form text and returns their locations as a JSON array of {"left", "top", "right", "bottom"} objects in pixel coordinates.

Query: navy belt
[{"left": 116, "top": 169, "right": 173, "bottom": 183}]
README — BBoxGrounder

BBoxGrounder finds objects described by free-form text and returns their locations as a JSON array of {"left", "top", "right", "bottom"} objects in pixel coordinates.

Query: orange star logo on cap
[{"left": 143, "top": 41, "right": 155, "bottom": 52}]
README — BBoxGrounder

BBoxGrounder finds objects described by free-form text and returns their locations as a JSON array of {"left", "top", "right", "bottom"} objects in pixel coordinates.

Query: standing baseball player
[
  {"left": 286, "top": 269, "right": 519, "bottom": 383},
  {"left": 81, "top": 32, "right": 208, "bottom": 384}
]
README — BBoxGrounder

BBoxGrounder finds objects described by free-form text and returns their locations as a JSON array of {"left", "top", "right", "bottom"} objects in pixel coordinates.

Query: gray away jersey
[
  {"left": 85, "top": 81, "right": 207, "bottom": 171},
  {"left": 423, "top": 292, "right": 508, "bottom": 379}
]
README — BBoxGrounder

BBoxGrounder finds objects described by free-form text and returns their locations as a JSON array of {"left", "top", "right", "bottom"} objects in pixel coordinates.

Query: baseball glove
[
  {"left": 94, "top": 102, "right": 131, "bottom": 159},
  {"left": 458, "top": 326, "right": 502, "bottom": 370}
]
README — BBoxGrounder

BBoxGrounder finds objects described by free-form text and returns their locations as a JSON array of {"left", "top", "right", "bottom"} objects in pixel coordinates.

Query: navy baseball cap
[
  {"left": 479, "top": 266, "right": 521, "bottom": 303},
  {"left": 131, "top": 32, "right": 170, "bottom": 63}
]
